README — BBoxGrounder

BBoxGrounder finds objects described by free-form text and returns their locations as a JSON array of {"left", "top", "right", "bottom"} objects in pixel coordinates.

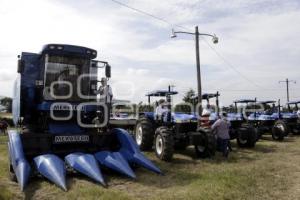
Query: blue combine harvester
[{"left": 8, "top": 44, "right": 161, "bottom": 191}]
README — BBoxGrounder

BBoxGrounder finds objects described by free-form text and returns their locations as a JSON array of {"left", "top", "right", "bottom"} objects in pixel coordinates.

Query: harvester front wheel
[
  {"left": 272, "top": 120, "right": 287, "bottom": 141},
  {"left": 135, "top": 118, "right": 155, "bottom": 151},
  {"left": 195, "top": 129, "right": 216, "bottom": 158},
  {"left": 154, "top": 127, "right": 174, "bottom": 161}
]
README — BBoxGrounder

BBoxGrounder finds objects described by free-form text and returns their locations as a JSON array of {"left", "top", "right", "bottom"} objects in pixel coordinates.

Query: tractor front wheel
[
  {"left": 237, "top": 126, "right": 257, "bottom": 148},
  {"left": 272, "top": 120, "right": 287, "bottom": 141},
  {"left": 195, "top": 129, "right": 216, "bottom": 158},
  {"left": 135, "top": 118, "right": 155, "bottom": 151},
  {"left": 154, "top": 127, "right": 174, "bottom": 161}
]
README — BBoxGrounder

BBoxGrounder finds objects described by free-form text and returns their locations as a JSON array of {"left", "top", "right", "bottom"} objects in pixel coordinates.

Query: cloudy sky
[{"left": 0, "top": 0, "right": 300, "bottom": 106}]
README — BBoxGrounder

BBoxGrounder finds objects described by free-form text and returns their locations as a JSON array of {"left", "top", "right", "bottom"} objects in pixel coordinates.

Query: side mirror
[
  {"left": 17, "top": 59, "right": 24, "bottom": 73},
  {"left": 105, "top": 64, "right": 111, "bottom": 78}
]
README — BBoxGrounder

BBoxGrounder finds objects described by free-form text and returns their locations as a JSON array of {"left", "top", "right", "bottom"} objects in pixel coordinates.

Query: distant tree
[
  {"left": 183, "top": 89, "right": 196, "bottom": 104},
  {"left": 0, "top": 97, "right": 12, "bottom": 113}
]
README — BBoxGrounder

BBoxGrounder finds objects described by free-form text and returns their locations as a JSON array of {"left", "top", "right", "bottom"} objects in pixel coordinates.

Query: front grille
[{"left": 175, "top": 122, "right": 198, "bottom": 133}]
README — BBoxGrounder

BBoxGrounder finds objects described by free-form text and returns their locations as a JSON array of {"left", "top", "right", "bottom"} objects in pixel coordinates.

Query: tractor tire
[
  {"left": 195, "top": 128, "right": 216, "bottom": 158},
  {"left": 134, "top": 118, "right": 155, "bottom": 151},
  {"left": 272, "top": 120, "right": 287, "bottom": 141},
  {"left": 154, "top": 127, "right": 174, "bottom": 162},
  {"left": 237, "top": 126, "right": 257, "bottom": 148},
  {"left": 291, "top": 126, "right": 300, "bottom": 135}
]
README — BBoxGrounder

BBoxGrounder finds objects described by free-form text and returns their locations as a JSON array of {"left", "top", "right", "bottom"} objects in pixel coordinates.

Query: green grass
[{"left": 0, "top": 134, "right": 300, "bottom": 200}]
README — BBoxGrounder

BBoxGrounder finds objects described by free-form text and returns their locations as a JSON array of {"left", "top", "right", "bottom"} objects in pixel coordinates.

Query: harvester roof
[{"left": 41, "top": 44, "right": 97, "bottom": 59}]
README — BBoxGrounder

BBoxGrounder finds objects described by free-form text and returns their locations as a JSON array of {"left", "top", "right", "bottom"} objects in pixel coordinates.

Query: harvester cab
[{"left": 9, "top": 44, "right": 161, "bottom": 191}]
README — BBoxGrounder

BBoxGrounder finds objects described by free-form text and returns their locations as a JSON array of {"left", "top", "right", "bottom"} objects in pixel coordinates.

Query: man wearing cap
[{"left": 211, "top": 112, "right": 231, "bottom": 157}]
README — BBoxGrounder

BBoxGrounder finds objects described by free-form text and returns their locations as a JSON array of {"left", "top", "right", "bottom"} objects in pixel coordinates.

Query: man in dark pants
[{"left": 211, "top": 112, "right": 231, "bottom": 157}]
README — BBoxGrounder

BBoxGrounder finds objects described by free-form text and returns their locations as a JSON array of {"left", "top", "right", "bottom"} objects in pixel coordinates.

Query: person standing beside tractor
[
  {"left": 96, "top": 77, "right": 113, "bottom": 121},
  {"left": 211, "top": 112, "right": 231, "bottom": 157}
]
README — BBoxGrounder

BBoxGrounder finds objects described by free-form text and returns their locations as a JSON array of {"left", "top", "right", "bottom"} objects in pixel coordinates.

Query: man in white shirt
[
  {"left": 95, "top": 78, "right": 113, "bottom": 123},
  {"left": 97, "top": 78, "right": 113, "bottom": 104},
  {"left": 155, "top": 99, "right": 169, "bottom": 121},
  {"left": 297, "top": 109, "right": 300, "bottom": 118}
]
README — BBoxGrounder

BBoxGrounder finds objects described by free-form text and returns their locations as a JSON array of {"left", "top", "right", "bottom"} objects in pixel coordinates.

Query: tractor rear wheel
[
  {"left": 195, "top": 128, "right": 216, "bottom": 158},
  {"left": 154, "top": 127, "right": 174, "bottom": 161},
  {"left": 237, "top": 126, "right": 257, "bottom": 148},
  {"left": 272, "top": 120, "right": 287, "bottom": 141},
  {"left": 135, "top": 118, "right": 155, "bottom": 151}
]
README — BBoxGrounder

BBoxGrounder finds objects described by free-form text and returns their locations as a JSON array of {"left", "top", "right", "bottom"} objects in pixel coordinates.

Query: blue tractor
[
  {"left": 233, "top": 99, "right": 286, "bottom": 141},
  {"left": 267, "top": 100, "right": 300, "bottom": 135},
  {"left": 8, "top": 44, "right": 161, "bottom": 191},
  {"left": 134, "top": 87, "right": 216, "bottom": 161},
  {"left": 200, "top": 93, "right": 257, "bottom": 148}
]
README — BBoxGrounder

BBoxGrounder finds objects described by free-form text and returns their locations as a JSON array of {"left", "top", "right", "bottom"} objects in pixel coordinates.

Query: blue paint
[
  {"left": 65, "top": 153, "right": 105, "bottom": 186},
  {"left": 113, "top": 128, "right": 162, "bottom": 174},
  {"left": 8, "top": 131, "right": 31, "bottom": 191},
  {"left": 34, "top": 154, "right": 67, "bottom": 191},
  {"left": 95, "top": 151, "right": 136, "bottom": 179}
]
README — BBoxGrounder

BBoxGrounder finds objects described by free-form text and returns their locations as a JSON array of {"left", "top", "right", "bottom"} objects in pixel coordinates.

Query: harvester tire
[
  {"left": 237, "top": 126, "right": 257, "bottom": 148},
  {"left": 272, "top": 120, "right": 287, "bottom": 141},
  {"left": 135, "top": 118, "right": 155, "bottom": 151},
  {"left": 195, "top": 129, "right": 216, "bottom": 158},
  {"left": 154, "top": 127, "right": 174, "bottom": 161}
]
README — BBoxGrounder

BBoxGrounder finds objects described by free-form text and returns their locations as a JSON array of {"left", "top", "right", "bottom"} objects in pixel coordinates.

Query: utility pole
[
  {"left": 171, "top": 26, "right": 218, "bottom": 117},
  {"left": 279, "top": 78, "right": 296, "bottom": 102},
  {"left": 195, "top": 26, "right": 202, "bottom": 116}
]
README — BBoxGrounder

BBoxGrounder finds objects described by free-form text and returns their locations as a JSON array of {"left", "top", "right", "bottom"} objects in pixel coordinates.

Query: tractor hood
[
  {"left": 248, "top": 113, "right": 275, "bottom": 121},
  {"left": 227, "top": 113, "right": 243, "bottom": 121},
  {"left": 271, "top": 112, "right": 298, "bottom": 119},
  {"left": 172, "top": 113, "right": 198, "bottom": 123}
]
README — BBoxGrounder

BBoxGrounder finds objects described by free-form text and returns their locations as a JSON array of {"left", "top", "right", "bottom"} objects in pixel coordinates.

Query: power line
[
  {"left": 109, "top": 0, "right": 195, "bottom": 31},
  {"left": 108, "top": 0, "right": 269, "bottom": 89}
]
